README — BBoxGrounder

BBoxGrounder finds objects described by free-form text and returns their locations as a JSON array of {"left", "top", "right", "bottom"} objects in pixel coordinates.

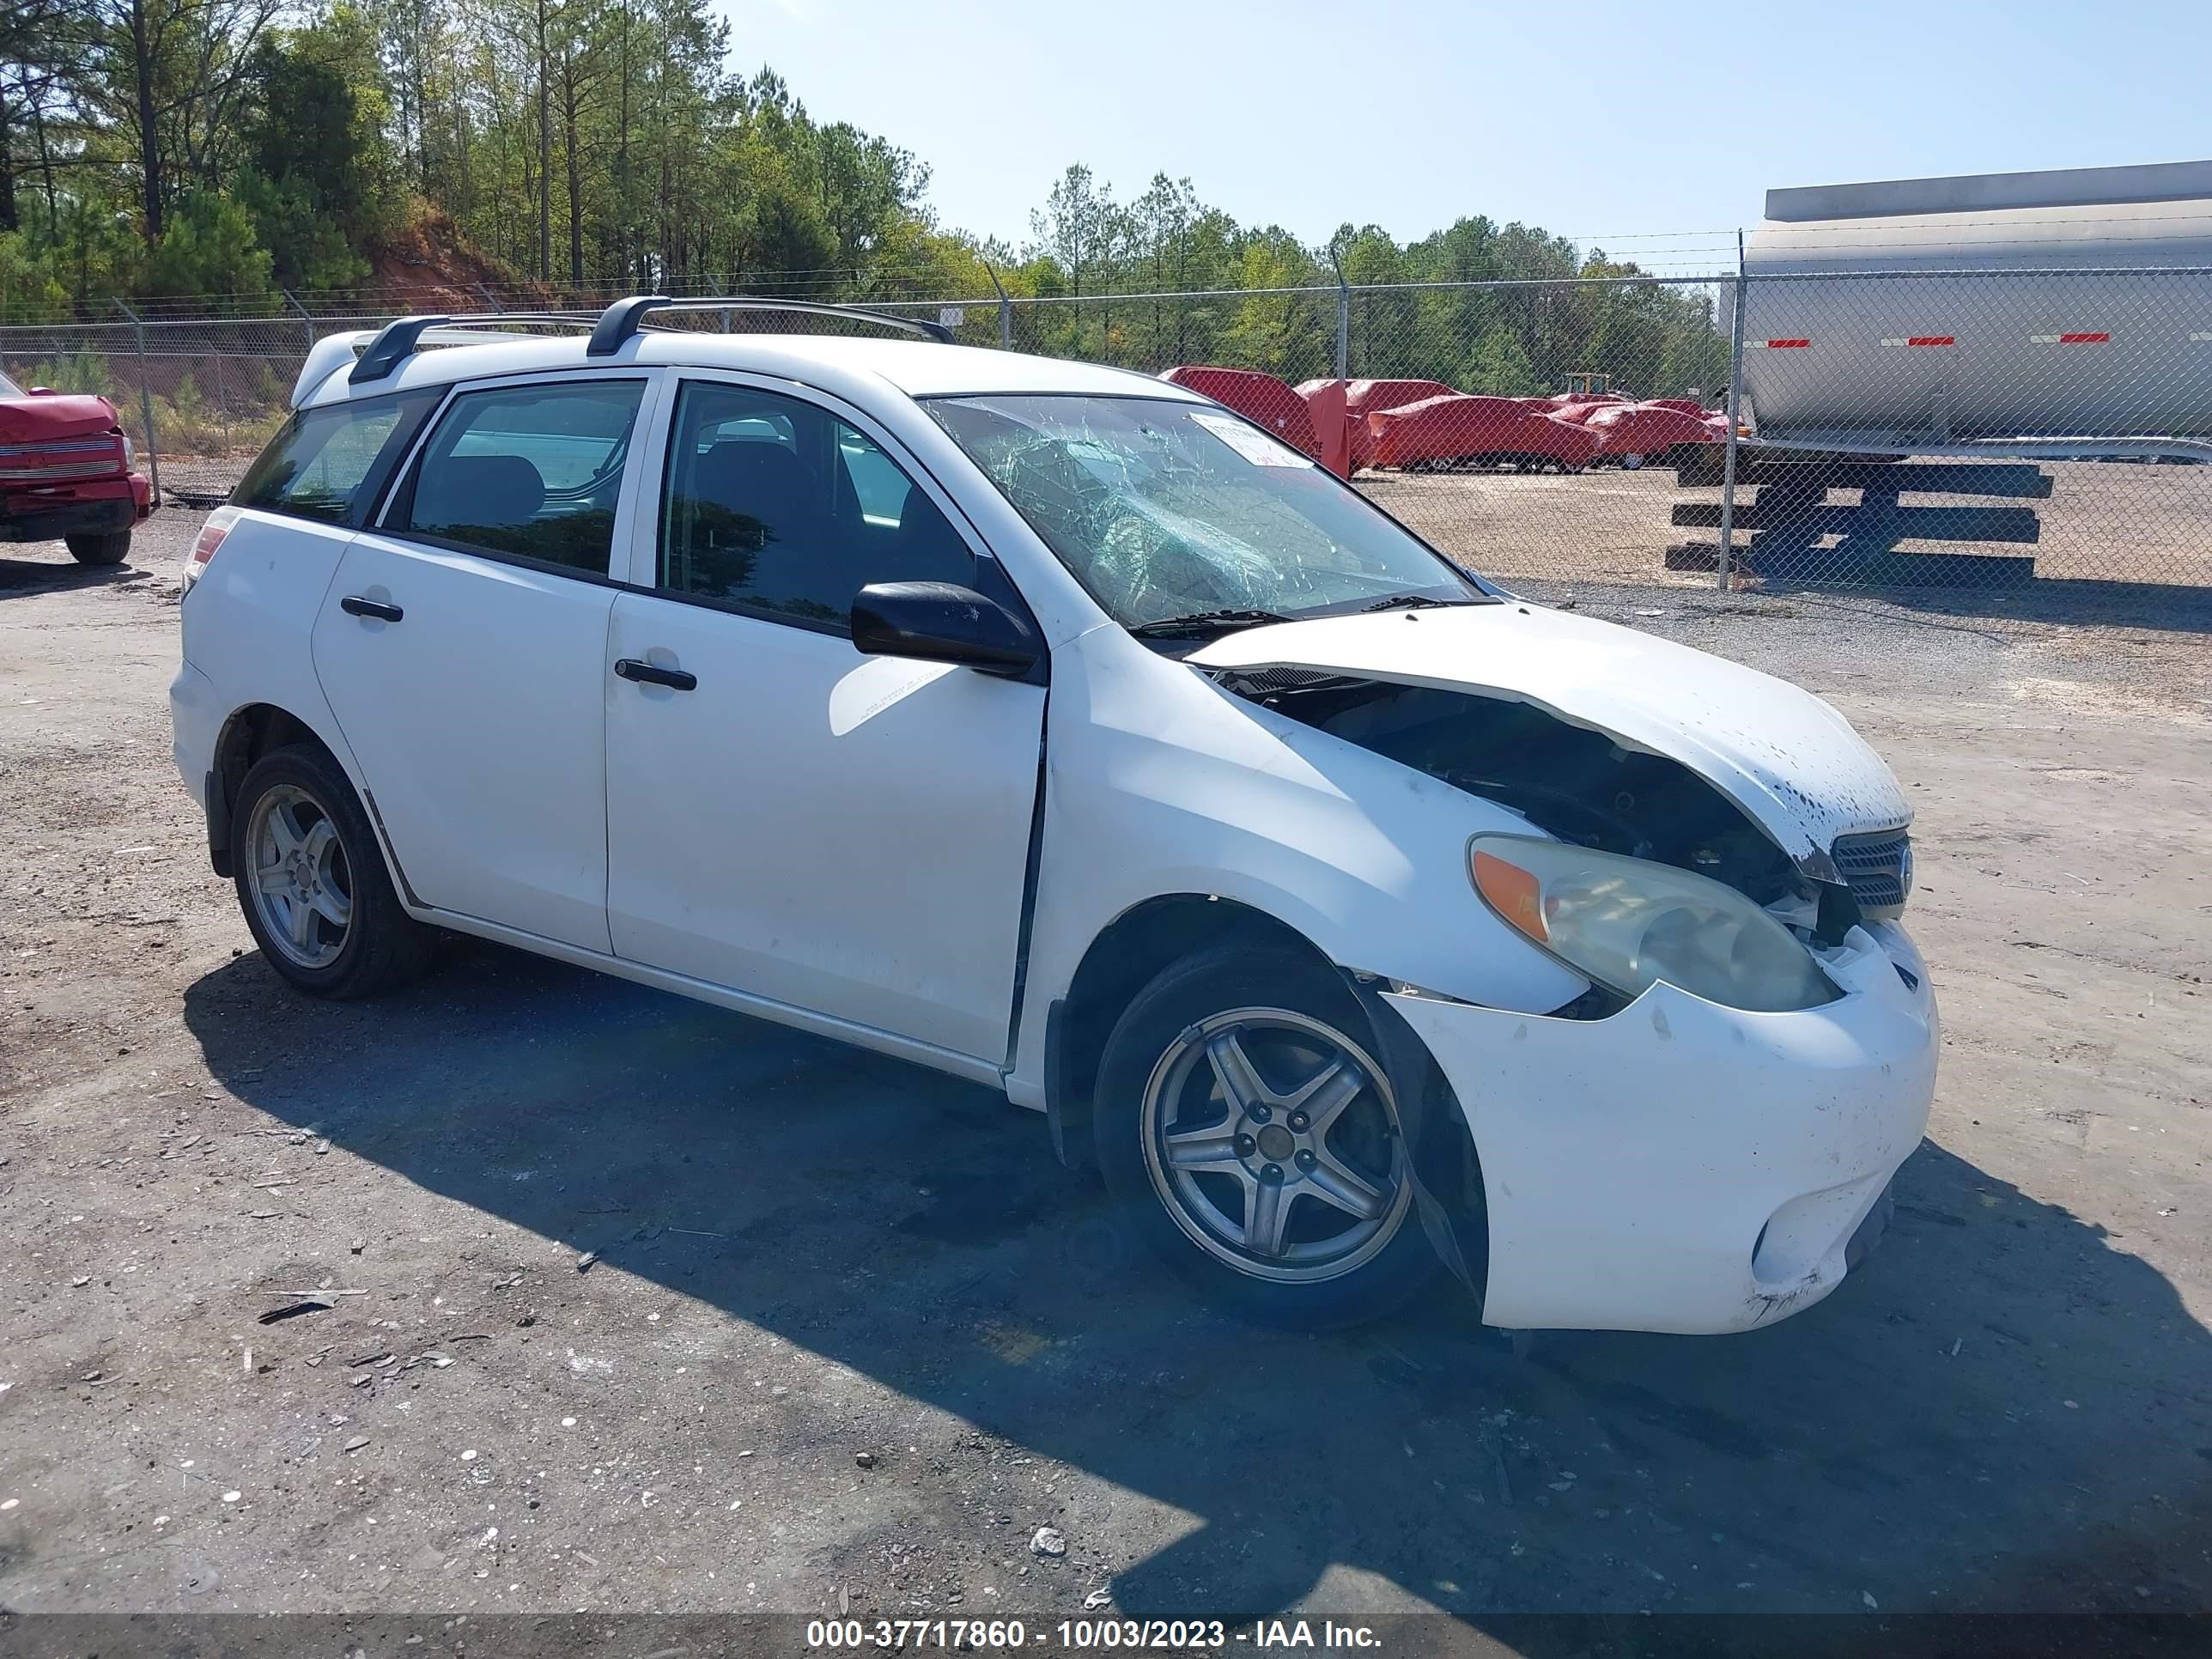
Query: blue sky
[{"left": 717, "top": 0, "right": 2209, "bottom": 269}]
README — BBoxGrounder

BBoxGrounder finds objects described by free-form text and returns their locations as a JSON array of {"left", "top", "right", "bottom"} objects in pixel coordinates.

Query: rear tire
[
  {"left": 229, "top": 744, "right": 440, "bottom": 999},
  {"left": 65, "top": 530, "right": 130, "bottom": 565},
  {"left": 1093, "top": 943, "right": 1440, "bottom": 1328}
]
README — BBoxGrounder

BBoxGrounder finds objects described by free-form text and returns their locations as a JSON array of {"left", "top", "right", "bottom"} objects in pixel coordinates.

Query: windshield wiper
[
  {"left": 1362, "top": 592, "right": 1468, "bottom": 612},
  {"left": 1127, "top": 608, "right": 1297, "bottom": 639}
]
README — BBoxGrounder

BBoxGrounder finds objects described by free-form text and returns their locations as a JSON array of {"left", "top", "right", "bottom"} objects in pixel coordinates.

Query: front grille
[
  {"left": 1832, "top": 827, "right": 1912, "bottom": 918},
  {"left": 0, "top": 434, "right": 126, "bottom": 483}
]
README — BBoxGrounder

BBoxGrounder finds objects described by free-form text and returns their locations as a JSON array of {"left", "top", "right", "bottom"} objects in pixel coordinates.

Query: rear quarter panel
[{"left": 176, "top": 512, "right": 362, "bottom": 788}]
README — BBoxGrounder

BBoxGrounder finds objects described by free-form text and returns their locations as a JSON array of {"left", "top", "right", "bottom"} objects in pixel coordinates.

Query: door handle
[
  {"left": 614, "top": 658, "right": 697, "bottom": 691},
  {"left": 340, "top": 595, "right": 404, "bottom": 623}
]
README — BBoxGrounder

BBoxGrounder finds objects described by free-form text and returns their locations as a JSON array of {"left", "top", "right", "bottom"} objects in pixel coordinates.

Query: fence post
[
  {"left": 476, "top": 283, "right": 500, "bottom": 313},
  {"left": 113, "top": 297, "right": 161, "bottom": 503},
  {"left": 1335, "top": 275, "right": 1351, "bottom": 380},
  {"left": 1717, "top": 234, "right": 1749, "bottom": 591},
  {"left": 283, "top": 288, "right": 314, "bottom": 357},
  {"left": 984, "top": 261, "right": 1012, "bottom": 350}
]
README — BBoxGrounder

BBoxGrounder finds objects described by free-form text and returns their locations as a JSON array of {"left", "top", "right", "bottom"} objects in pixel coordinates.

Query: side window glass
[
  {"left": 659, "top": 382, "right": 974, "bottom": 629},
  {"left": 233, "top": 389, "right": 441, "bottom": 526},
  {"left": 393, "top": 380, "right": 646, "bottom": 574}
]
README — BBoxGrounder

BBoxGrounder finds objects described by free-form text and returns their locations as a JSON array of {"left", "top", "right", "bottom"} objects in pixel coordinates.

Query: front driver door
[{"left": 603, "top": 376, "right": 1044, "bottom": 1064}]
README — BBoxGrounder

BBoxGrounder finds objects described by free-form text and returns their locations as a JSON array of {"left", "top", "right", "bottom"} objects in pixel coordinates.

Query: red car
[
  {"left": 1582, "top": 402, "right": 1723, "bottom": 470},
  {"left": 1158, "top": 367, "right": 1323, "bottom": 459},
  {"left": 1367, "top": 394, "right": 1602, "bottom": 472},
  {"left": 0, "top": 367, "right": 155, "bottom": 563}
]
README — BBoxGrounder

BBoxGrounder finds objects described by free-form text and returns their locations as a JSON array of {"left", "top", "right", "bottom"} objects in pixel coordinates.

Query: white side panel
[
  {"left": 604, "top": 593, "right": 1044, "bottom": 1061},
  {"left": 173, "top": 510, "right": 358, "bottom": 780},
  {"left": 1009, "top": 623, "right": 1587, "bottom": 1101},
  {"left": 311, "top": 534, "right": 616, "bottom": 951}
]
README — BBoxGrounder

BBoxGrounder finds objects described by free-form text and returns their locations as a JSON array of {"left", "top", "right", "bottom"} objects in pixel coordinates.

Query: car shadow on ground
[
  {"left": 180, "top": 940, "right": 2212, "bottom": 1623},
  {"left": 0, "top": 550, "right": 144, "bottom": 595}
]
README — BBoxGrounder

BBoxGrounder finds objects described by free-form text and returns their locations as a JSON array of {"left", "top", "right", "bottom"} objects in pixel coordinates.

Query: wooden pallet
[{"left": 1669, "top": 459, "right": 2054, "bottom": 585}]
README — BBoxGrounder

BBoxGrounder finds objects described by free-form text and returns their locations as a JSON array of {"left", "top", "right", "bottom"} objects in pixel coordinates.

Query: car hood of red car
[{"left": 0, "top": 393, "right": 121, "bottom": 444}]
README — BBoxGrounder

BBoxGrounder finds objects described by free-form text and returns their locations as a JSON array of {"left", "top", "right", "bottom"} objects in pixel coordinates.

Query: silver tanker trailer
[
  {"left": 1669, "top": 161, "right": 2209, "bottom": 582},
  {"left": 1733, "top": 158, "right": 2212, "bottom": 459}
]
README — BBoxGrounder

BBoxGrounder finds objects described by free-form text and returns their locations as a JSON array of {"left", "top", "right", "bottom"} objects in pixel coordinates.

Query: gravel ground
[{"left": 1, "top": 508, "right": 2208, "bottom": 1634}]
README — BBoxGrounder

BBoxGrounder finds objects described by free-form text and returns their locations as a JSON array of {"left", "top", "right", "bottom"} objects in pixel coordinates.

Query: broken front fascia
[
  {"left": 1378, "top": 920, "right": 1937, "bottom": 1334},
  {"left": 1183, "top": 602, "right": 1914, "bottom": 890}
]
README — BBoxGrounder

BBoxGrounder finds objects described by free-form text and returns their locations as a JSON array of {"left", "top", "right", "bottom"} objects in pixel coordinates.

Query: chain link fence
[
  {"left": 1691, "top": 266, "right": 2212, "bottom": 623},
  {"left": 4, "top": 264, "right": 2206, "bottom": 627}
]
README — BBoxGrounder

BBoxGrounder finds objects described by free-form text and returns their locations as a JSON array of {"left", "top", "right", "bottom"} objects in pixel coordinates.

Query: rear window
[
  {"left": 387, "top": 380, "right": 645, "bottom": 575},
  {"left": 233, "top": 390, "right": 442, "bottom": 526}
]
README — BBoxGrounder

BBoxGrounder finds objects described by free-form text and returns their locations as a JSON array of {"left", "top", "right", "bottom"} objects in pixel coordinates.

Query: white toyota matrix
[{"left": 171, "top": 298, "right": 1936, "bottom": 1333}]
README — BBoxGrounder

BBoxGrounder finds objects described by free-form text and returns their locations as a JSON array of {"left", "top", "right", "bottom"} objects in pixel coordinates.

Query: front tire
[
  {"left": 229, "top": 744, "right": 439, "bottom": 999},
  {"left": 1093, "top": 944, "right": 1439, "bottom": 1328},
  {"left": 65, "top": 529, "right": 131, "bottom": 565}
]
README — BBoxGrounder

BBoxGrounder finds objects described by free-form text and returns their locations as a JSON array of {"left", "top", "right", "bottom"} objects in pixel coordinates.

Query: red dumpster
[{"left": 1160, "top": 367, "right": 1322, "bottom": 459}]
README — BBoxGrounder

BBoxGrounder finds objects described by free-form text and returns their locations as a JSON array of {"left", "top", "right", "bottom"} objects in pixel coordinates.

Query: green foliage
[
  {"left": 246, "top": 14, "right": 397, "bottom": 228},
  {"left": 233, "top": 171, "right": 372, "bottom": 293},
  {"left": 1466, "top": 325, "right": 1540, "bottom": 397},
  {"left": 0, "top": 234, "right": 71, "bottom": 323},
  {"left": 145, "top": 195, "right": 275, "bottom": 301},
  {"left": 10, "top": 350, "right": 113, "bottom": 396},
  {"left": 738, "top": 170, "right": 838, "bottom": 292}
]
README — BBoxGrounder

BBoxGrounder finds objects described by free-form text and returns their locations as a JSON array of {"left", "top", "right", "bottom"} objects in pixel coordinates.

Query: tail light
[
  {"left": 0, "top": 430, "right": 129, "bottom": 482},
  {"left": 182, "top": 506, "right": 240, "bottom": 594}
]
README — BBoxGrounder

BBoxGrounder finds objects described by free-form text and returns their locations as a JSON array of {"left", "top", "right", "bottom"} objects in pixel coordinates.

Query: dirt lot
[{"left": 2, "top": 506, "right": 2209, "bottom": 1637}]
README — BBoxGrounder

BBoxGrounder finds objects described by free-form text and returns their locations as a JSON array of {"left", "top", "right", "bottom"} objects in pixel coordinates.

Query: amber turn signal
[{"left": 1472, "top": 848, "right": 1547, "bottom": 943}]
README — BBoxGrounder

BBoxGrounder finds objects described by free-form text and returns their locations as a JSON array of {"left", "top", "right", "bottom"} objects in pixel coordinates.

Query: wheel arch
[
  {"left": 1042, "top": 890, "right": 1491, "bottom": 1307},
  {"left": 206, "top": 703, "right": 407, "bottom": 900},
  {"left": 1043, "top": 894, "right": 1333, "bottom": 1171}
]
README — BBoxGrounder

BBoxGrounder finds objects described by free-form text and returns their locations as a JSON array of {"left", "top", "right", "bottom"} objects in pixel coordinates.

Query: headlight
[{"left": 1469, "top": 833, "right": 1838, "bottom": 1013}]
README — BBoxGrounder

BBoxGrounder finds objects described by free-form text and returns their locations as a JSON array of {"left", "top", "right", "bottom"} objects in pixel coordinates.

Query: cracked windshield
[{"left": 927, "top": 395, "right": 1488, "bottom": 630}]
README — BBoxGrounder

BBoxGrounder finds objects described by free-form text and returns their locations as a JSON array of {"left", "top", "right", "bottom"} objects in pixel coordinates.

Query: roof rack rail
[
  {"left": 349, "top": 312, "right": 600, "bottom": 385},
  {"left": 586, "top": 295, "right": 953, "bottom": 356}
]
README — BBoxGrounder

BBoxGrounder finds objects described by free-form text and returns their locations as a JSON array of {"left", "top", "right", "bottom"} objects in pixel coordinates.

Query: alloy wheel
[
  {"left": 1139, "top": 1007, "right": 1413, "bottom": 1284},
  {"left": 246, "top": 783, "right": 354, "bottom": 969}
]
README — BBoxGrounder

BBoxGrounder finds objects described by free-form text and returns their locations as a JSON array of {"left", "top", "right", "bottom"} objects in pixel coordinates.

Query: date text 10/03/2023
[{"left": 804, "top": 1618, "right": 1384, "bottom": 1650}]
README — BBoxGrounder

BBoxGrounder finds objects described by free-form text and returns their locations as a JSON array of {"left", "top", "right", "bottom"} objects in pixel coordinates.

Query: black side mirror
[{"left": 850, "top": 581, "right": 1040, "bottom": 678}]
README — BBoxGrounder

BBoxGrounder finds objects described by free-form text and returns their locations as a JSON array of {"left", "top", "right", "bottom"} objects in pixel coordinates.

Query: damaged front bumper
[{"left": 1384, "top": 921, "right": 1937, "bottom": 1335}]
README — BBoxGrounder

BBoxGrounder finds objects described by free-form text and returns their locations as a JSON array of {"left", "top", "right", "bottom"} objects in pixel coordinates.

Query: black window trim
[{"left": 369, "top": 371, "right": 655, "bottom": 584}]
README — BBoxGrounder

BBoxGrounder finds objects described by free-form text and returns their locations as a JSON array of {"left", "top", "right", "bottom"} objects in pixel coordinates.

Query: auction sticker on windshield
[{"left": 1188, "top": 410, "right": 1314, "bottom": 467}]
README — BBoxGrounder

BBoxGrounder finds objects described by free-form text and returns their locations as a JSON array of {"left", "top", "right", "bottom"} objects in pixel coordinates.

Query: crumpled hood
[
  {"left": 0, "top": 393, "right": 121, "bottom": 444},
  {"left": 1185, "top": 602, "right": 1911, "bottom": 881}
]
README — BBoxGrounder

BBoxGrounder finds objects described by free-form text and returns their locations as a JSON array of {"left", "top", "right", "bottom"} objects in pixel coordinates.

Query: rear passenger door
[
  {"left": 603, "top": 375, "right": 1045, "bottom": 1064},
  {"left": 312, "top": 372, "right": 660, "bottom": 951}
]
